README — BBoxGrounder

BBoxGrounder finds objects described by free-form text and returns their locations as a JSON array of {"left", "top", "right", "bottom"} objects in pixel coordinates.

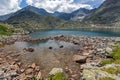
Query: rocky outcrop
[{"left": 81, "top": 64, "right": 120, "bottom": 80}]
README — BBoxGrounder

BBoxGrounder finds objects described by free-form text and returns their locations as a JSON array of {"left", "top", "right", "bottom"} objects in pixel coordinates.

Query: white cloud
[
  {"left": 0, "top": 0, "right": 105, "bottom": 15},
  {"left": 0, "top": 0, "right": 21, "bottom": 16},
  {"left": 26, "top": 0, "right": 93, "bottom": 13}
]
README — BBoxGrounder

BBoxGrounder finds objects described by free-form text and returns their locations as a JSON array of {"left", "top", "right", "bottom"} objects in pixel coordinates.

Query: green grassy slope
[{"left": 0, "top": 23, "right": 14, "bottom": 35}]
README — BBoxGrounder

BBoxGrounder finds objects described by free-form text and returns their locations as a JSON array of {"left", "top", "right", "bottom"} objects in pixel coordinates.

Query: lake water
[
  {"left": 15, "top": 28, "right": 120, "bottom": 49},
  {"left": 29, "top": 29, "right": 120, "bottom": 39}
]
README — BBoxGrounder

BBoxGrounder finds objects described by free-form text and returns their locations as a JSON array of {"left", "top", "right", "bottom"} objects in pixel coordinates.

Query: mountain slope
[
  {"left": 53, "top": 12, "right": 72, "bottom": 20},
  {"left": 53, "top": 8, "right": 90, "bottom": 21},
  {"left": 85, "top": 0, "right": 120, "bottom": 25},
  {"left": 70, "top": 8, "right": 90, "bottom": 21},
  {"left": 1, "top": 6, "right": 90, "bottom": 22},
  {"left": 0, "top": 13, "right": 13, "bottom": 21},
  {"left": 14, "top": 5, "right": 51, "bottom": 16},
  {"left": 6, "top": 6, "right": 64, "bottom": 32}
]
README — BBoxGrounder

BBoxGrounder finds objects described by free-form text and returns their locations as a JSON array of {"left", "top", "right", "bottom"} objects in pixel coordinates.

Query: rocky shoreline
[{"left": 0, "top": 35, "right": 120, "bottom": 80}]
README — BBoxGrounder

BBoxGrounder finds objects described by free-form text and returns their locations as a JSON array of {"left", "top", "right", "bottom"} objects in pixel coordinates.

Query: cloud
[
  {"left": 26, "top": 0, "right": 93, "bottom": 13},
  {"left": 0, "top": 0, "right": 21, "bottom": 15},
  {"left": 0, "top": 0, "right": 105, "bottom": 15}
]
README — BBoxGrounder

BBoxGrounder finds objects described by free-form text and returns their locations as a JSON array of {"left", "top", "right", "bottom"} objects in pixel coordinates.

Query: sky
[{"left": 0, "top": 0, "right": 105, "bottom": 16}]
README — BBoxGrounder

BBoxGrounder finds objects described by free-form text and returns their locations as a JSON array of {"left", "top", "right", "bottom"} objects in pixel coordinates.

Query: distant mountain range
[
  {"left": 1, "top": 0, "right": 120, "bottom": 32},
  {"left": 0, "top": 6, "right": 90, "bottom": 32},
  {"left": 53, "top": 8, "right": 90, "bottom": 21},
  {"left": 0, "top": 6, "right": 90, "bottom": 21},
  {"left": 5, "top": 6, "right": 64, "bottom": 32}
]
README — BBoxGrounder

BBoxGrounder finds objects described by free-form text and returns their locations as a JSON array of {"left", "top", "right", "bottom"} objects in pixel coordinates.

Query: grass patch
[
  {"left": 114, "top": 60, "right": 120, "bottom": 64},
  {"left": 0, "top": 23, "right": 14, "bottom": 35},
  {"left": 101, "top": 46, "right": 120, "bottom": 65},
  {"left": 101, "top": 59, "right": 113, "bottom": 66},
  {"left": 115, "top": 41, "right": 120, "bottom": 44},
  {"left": 102, "top": 67, "right": 117, "bottom": 74},
  {"left": 48, "top": 72, "right": 66, "bottom": 80},
  {"left": 32, "top": 72, "right": 66, "bottom": 80},
  {"left": 108, "top": 46, "right": 120, "bottom": 60},
  {"left": 99, "top": 77, "right": 115, "bottom": 80},
  {"left": 102, "top": 67, "right": 120, "bottom": 74}
]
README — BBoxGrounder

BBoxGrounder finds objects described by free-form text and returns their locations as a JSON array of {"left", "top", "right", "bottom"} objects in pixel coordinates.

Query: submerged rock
[
  {"left": 49, "top": 46, "right": 53, "bottom": 49},
  {"left": 59, "top": 45, "right": 64, "bottom": 48},
  {"left": 23, "top": 47, "right": 34, "bottom": 52}
]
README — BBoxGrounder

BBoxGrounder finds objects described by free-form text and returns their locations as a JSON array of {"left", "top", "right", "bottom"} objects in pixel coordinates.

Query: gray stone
[
  {"left": 105, "top": 47, "right": 112, "bottom": 54},
  {"left": 0, "top": 70, "right": 4, "bottom": 77},
  {"left": 49, "top": 68, "right": 63, "bottom": 75}
]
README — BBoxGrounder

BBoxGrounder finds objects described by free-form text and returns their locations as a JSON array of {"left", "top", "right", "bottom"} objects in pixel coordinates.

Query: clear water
[
  {"left": 29, "top": 29, "right": 120, "bottom": 38},
  {"left": 15, "top": 28, "right": 120, "bottom": 50}
]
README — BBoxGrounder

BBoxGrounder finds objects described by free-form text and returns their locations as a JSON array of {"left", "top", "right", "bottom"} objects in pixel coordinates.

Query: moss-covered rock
[
  {"left": 48, "top": 72, "right": 66, "bottom": 80},
  {"left": 81, "top": 64, "right": 120, "bottom": 80}
]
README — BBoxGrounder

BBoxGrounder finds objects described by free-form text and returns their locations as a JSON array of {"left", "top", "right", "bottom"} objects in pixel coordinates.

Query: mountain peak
[
  {"left": 24, "top": 5, "right": 37, "bottom": 9},
  {"left": 23, "top": 5, "right": 38, "bottom": 11},
  {"left": 20, "top": 5, "right": 51, "bottom": 16}
]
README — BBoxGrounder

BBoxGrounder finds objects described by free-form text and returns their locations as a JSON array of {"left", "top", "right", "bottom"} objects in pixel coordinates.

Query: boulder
[
  {"left": 71, "top": 74, "right": 79, "bottom": 79},
  {"left": 30, "top": 63, "right": 36, "bottom": 69},
  {"left": 25, "top": 68, "right": 33, "bottom": 75},
  {"left": 28, "top": 48, "right": 34, "bottom": 52},
  {"left": 0, "top": 70, "right": 4, "bottom": 77},
  {"left": 10, "top": 64, "right": 19, "bottom": 71},
  {"left": 82, "top": 68, "right": 118, "bottom": 80},
  {"left": 97, "top": 48, "right": 103, "bottom": 52},
  {"left": 105, "top": 47, "right": 112, "bottom": 54},
  {"left": 72, "top": 55, "right": 87, "bottom": 63},
  {"left": 81, "top": 64, "right": 120, "bottom": 80},
  {"left": 36, "top": 71, "right": 42, "bottom": 79},
  {"left": 35, "top": 66, "right": 40, "bottom": 71},
  {"left": 82, "top": 52, "right": 90, "bottom": 56},
  {"left": 49, "top": 68, "right": 63, "bottom": 75},
  {"left": 23, "top": 47, "right": 34, "bottom": 52}
]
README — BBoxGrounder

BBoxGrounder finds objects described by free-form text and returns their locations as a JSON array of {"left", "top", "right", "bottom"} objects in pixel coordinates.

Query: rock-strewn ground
[{"left": 0, "top": 35, "right": 120, "bottom": 80}]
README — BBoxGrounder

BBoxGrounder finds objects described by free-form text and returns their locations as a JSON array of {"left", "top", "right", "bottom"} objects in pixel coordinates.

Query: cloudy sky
[{"left": 0, "top": 0, "right": 105, "bottom": 15}]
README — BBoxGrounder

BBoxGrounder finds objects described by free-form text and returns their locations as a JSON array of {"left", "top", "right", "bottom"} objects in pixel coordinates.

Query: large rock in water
[
  {"left": 49, "top": 68, "right": 63, "bottom": 75},
  {"left": 72, "top": 55, "right": 87, "bottom": 63}
]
